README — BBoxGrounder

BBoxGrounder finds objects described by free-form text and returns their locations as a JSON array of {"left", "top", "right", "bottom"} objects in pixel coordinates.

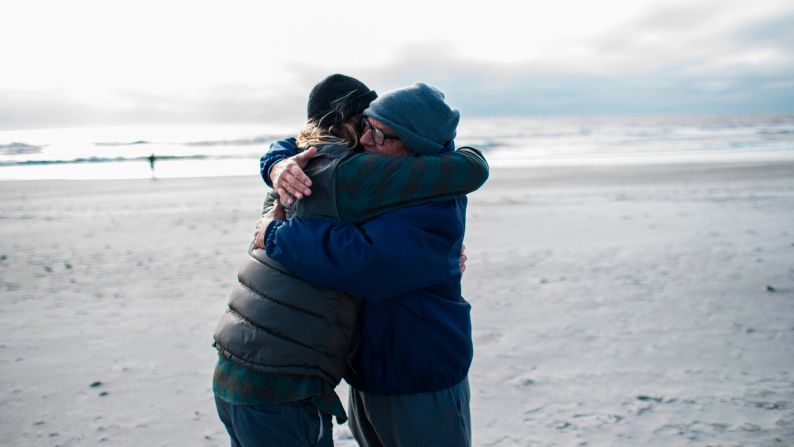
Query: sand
[{"left": 1, "top": 162, "right": 793, "bottom": 446}]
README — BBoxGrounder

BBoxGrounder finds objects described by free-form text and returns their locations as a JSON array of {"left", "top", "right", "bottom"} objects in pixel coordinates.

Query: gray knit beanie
[{"left": 363, "top": 83, "right": 459, "bottom": 155}]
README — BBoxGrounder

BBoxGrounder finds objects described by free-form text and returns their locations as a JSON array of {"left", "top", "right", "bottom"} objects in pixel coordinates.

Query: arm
[
  {"left": 262, "top": 139, "right": 317, "bottom": 205},
  {"left": 260, "top": 138, "right": 298, "bottom": 187},
  {"left": 254, "top": 199, "right": 286, "bottom": 247},
  {"left": 261, "top": 140, "right": 488, "bottom": 222},
  {"left": 334, "top": 146, "right": 488, "bottom": 223},
  {"left": 264, "top": 201, "right": 465, "bottom": 301}
]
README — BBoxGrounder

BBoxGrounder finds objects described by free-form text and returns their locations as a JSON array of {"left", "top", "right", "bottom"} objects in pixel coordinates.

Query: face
[{"left": 360, "top": 117, "right": 412, "bottom": 157}]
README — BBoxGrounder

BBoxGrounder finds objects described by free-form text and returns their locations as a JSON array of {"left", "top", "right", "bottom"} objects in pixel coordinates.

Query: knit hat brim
[
  {"left": 363, "top": 111, "right": 447, "bottom": 155},
  {"left": 320, "top": 89, "right": 377, "bottom": 128}
]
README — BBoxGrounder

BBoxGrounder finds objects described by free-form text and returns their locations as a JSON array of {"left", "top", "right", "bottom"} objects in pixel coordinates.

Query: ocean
[{"left": 1, "top": 114, "right": 793, "bottom": 180}]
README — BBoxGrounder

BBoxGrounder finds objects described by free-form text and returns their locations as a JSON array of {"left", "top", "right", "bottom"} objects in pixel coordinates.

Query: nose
[{"left": 361, "top": 127, "right": 374, "bottom": 145}]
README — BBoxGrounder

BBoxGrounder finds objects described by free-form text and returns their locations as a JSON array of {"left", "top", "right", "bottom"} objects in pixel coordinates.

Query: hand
[
  {"left": 252, "top": 201, "right": 286, "bottom": 249},
  {"left": 270, "top": 147, "right": 317, "bottom": 206},
  {"left": 459, "top": 243, "right": 467, "bottom": 274}
]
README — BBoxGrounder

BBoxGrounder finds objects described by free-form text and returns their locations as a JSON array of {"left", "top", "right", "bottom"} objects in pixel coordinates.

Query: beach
[{"left": 1, "top": 162, "right": 793, "bottom": 446}]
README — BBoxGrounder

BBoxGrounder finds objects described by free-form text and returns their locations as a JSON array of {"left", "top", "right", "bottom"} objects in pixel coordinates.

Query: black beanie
[{"left": 307, "top": 74, "right": 377, "bottom": 128}]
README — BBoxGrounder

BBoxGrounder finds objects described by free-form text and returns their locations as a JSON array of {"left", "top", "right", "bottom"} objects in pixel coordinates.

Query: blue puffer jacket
[{"left": 265, "top": 198, "right": 472, "bottom": 395}]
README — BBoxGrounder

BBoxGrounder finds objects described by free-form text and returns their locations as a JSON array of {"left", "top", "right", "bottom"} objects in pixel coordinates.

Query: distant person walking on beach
[
  {"left": 147, "top": 153, "right": 156, "bottom": 178},
  {"left": 212, "top": 75, "right": 488, "bottom": 446},
  {"left": 253, "top": 83, "right": 481, "bottom": 447}
]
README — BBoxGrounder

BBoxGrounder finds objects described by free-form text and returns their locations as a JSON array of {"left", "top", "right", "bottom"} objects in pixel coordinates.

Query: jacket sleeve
[
  {"left": 260, "top": 138, "right": 298, "bottom": 187},
  {"left": 334, "top": 146, "right": 488, "bottom": 223},
  {"left": 265, "top": 201, "right": 465, "bottom": 301}
]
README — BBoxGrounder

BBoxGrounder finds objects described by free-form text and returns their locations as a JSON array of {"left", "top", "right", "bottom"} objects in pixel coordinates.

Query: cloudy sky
[{"left": 1, "top": 0, "right": 792, "bottom": 130}]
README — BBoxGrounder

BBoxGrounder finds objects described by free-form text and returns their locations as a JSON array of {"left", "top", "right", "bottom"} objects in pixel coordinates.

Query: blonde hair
[{"left": 296, "top": 115, "right": 361, "bottom": 151}]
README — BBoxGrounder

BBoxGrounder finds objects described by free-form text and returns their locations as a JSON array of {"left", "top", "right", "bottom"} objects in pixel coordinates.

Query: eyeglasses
[{"left": 361, "top": 117, "right": 401, "bottom": 146}]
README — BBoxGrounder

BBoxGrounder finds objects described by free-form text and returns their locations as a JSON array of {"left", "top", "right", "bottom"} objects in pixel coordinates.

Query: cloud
[
  {"left": 351, "top": 10, "right": 794, "bottom": 116},
  {"left": 0, "top": 86, "right": 308, "bottom": 130},
  {"left": 1, "top": 6, "right": 792, "bottom": 130}
]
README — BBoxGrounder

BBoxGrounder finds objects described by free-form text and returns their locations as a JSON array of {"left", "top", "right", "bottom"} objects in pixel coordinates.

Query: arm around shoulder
[{"left": 334, "top": 146, "right": 488, "bottom": 223}]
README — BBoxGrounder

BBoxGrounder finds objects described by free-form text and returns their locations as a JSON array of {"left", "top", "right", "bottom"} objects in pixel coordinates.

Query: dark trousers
[
  {"left": 348, "top": 377, "right": 471, "bottom": 447},
  {"left": 215, "top": 395, "right": 333, "bottom": 447}
]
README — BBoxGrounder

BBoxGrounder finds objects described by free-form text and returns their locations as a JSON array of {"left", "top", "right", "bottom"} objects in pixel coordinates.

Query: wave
[
  {"left": 0, "top": 154, "right": 222, "bottom": 167},
  {"left": 0, "top": 142, "right": 44, "bottom": 155},
  {"left": 757, "top": 129, "right": 794, "bottom": 136},
  {"left": 183, "top": 135, "right": 281, "bottom": 147},
  {"left": 91, "top": 135, "right": 281, "bottom": 148},
  {"left": 95, "top": 140, "right": 152, "bottom": 146}
]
